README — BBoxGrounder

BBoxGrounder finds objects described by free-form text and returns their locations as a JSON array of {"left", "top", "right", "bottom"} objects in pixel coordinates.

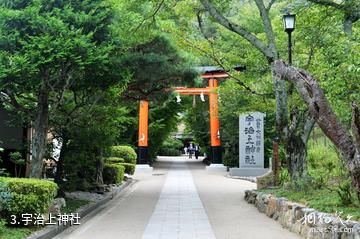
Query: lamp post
[
  {"left": 283, "top": 13, "right": 296, "bottom": 65},
  {"left": 272, "top": 136, "right": 281, "bottom": 185}
]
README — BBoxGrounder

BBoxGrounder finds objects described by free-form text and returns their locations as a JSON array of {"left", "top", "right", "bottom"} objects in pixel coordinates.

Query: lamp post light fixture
[{"left": 283, "top": 13, "right": 296, "bottom": 65}]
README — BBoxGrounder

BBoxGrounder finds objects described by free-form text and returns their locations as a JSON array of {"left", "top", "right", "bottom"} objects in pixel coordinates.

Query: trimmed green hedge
[
  {"left": 0, "top": 177, "right": 58, "bottom": 219},
  {"left": 109, "top": 146, "right": 137, "bottom": 164},
  {"left": 103, "top": 164, "right": 125, "bottom": 184},
  {"left": 106, "top": 157, "right": 125, "bottom": 164},
  {"left": 119, "top": 163, "right": 136, "bottom": 175},
  {"left": 162, "top": 137, "right": 183, "bottom": 149},
  {"left": 159, "top": 137, "right": 182, "bottom": 156},
  {"left": 158, "top": 148, "right": 181, "bottom": 156}
]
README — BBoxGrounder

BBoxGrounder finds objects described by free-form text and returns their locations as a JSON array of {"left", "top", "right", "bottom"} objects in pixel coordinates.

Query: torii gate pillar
[
  {"left": 208, "top": 79, "right": 222, "bottom": 164},
  {"left": 137, "top": 100, "right": 149, "bottom": 164}
]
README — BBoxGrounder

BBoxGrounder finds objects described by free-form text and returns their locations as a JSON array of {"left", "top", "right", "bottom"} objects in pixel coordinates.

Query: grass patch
[
  {"left": 0, "top": 198, "right": 91, "bottom": 239},
  {"left": 0, "top": 222, "right": 35, "bottom": 239},
  {"left": 260, "top": 188, "right": 360, "bottom": 220},
  {"left": 62, "top": 198, "right": 91, "bottom": 214},
  {"left": 264, "top": 134, "right": 360, "bottom": 221}
]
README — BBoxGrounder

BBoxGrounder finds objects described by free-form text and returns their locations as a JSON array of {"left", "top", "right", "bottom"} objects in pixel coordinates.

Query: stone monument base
[
  {"left": 135, "top": 164, "right": 153, "bottom": 173},
  {"left": 229, "top": 167, "right": 269, "bottom": 177},
  {"left": 206, "top": 164, "right": 227, "bottom": 172}
]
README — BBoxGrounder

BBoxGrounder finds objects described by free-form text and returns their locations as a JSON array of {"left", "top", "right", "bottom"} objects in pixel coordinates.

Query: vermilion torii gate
[{"left": 137, "top": 67, "right": 231, "bottom": 165}]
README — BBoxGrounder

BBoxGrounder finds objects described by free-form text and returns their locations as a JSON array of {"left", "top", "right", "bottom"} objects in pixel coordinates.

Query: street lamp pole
[
  {"left": 283, "top": 13, "right": 296, "bottom": 65},
  {"left": 288, "top": 31, "right": 292, "bottom": 65}
]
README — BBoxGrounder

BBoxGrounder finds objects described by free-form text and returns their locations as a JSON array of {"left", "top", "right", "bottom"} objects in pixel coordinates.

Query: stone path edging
[
  {"left": 225, "top": 174, "right": 257, "bottom": 183},
  {"left": 27, "top": 179, "right": 134, "bottom": 239},
  {"left": 244, "top": 190, "right": 360, "bottom": 239}
]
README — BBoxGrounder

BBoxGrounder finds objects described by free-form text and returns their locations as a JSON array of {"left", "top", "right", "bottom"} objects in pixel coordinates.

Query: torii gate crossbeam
[{"left": 137, "top": 69, "right": 230, "bottom": 165}]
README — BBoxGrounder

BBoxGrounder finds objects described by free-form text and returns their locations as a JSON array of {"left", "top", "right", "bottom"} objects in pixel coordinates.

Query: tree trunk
[
  {"left": 351, "top": 101, "right": 360, "bottom": 199},
  {"left": 286, "top": 135, "right": 307, "bottom": 180},
  {"left": 96, "top": 154, "right": 104, "bottom": 185},
  {"left": 286, "top": 109, "right": 315, "bottom": 181},
  {"left": 29, "top": 89, "right": 49, "bottom": 178},
  {"left": 199, "top": 0, "right": 318, "bottom": 182},
  {"left": 343, "top": 17, "right": 353, "bottom": 38},
  {"left": 274, "top": 60, "right": 360, "bottom": 199},
  {"left": 14, "top": 164, "right": 18, "bottom": 178},
  {"left": 271, "top": 63, "right": 289, "bottom": 139}
]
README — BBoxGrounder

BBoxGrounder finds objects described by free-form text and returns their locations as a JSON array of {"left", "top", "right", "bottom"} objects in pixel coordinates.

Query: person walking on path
[
  {"left": 184, "top": 146, "right": 188, "bottom": 155},
  {"left": 188, "top": 143, "right": 194, "bottom": 159},
  {"left": 195, "top": 144, "right": 200, "bottom": 159}
]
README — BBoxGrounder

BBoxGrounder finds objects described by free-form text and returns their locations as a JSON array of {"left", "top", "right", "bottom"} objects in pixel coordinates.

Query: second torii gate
[{"left": 137, "top": 67, "right": 230, "bottom": 165}]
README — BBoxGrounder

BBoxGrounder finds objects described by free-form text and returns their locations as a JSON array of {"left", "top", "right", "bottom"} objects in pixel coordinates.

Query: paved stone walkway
[
  {"left": 54, "top": 156, "right": 301, "bottom": 239},
  {"left": 142, "top": 164, "right": 215, "bottom": 239}
]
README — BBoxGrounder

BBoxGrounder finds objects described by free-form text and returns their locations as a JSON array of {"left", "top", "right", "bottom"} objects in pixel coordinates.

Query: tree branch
[
  {"left": 307, "top": 0, "right": 343, "bottom": 9},
  {"left": 134, "top": 0, "right": 165, "bottom": 32},
  {"left": 302, "top": 115, "right": 316, "bottom": 143},
  {"left": 273, "top": 60, "right": 356, "bottom": 162},
  {"left": 1, "top": 90, "right": 32, "bottom": 114},
  {"left": 200, "top": 0, "right": 275, "bottom": 61},
  {"left": 307, "top": 0, "right": 360, "bottom": 37},
  {"left": 305, "top": 45, "right": 315, "bottom": 69},
  {"left": 274, "top": 60, "right": 360, "bottom": 200},
  {"left": 266, "top": 0, "right": 276, "bottom": 11},
  {"left": 254, "top": 0, "right": 277, "bottom": 58},
  {"left": 179, "top": 36, "right": 271, "bottom": 96},
  {"left": 197, "top": 10, "right": 211, "bottom": 40}
]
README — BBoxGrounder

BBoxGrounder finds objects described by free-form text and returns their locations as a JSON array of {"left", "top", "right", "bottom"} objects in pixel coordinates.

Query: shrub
[
  {"left": 158, "top": 148, "right": 181, "bottom": 156},
  {"left": 0, "top": 217, "right": 32, "bottom": 237},
  {"left": 337, "top": 179, "right": 354, "bottom": 206},
  {"left": 0, "top": 182, "right": 12, "bottom": 211},
  {"left": 308, "top": 140, "right": 341, "bottom": 176},
  {"left": 103, "top": 164, "right": 125, "bottom": 184},
  {"left": 159, "top": 137, "right": 183, "bottom": 156},
  {"left": 62, "top": 152, "right": 97, "bottom": 192},
  {"left": 0, "top": 177, "right": 58, "bottom": 219},
  {"left": 105, "top": 157, "right": 125, "bottom": 164},
  {"left": 223, "top": 150, "right": 238, "bottom": 168},
  {"left": 9, "top": 152, "right": 25, "bottom": 178},
  {"left": 62, "top": 175, "right": 93, "bottom": 192},
  {"left": 161, "top": 137, "right": 183, "bottom": 150},
  {"left": 307, "top": 139, "right": 350, "bottom": 195},
  {"left": 119, "top": 163, "right": 136, "bottom": 175},
  {"left": 0, "top": 219, "right": 5, "bottom": 234},
  {"left": 109, "top": 146, "right": 137, "bottom": 164},
  {"left": 279, "top": 167, "right": 290, "bottom": 185}
]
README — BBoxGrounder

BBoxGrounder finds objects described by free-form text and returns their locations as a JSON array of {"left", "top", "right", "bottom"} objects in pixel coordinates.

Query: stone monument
[{"left": 229, "top": 112, "right": 269, "bottom": 176}]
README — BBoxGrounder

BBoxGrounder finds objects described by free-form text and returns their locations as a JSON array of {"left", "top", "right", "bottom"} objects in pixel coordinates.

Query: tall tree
[
  {"left": 0, "top": 0, "right": 122, "bottom": 178},
  {"left": 118, "top": 36, "right": 197, "bottom": 158},
  {"left": 274, "top": 60, "right": 360, "bottom": 199},
  {"left": 55, "top": 88, "right": 127, "bottom": 192},
  {"left": 198, "top": 0, "right": 314, "bottom": 180},
  {"left": 306, "top": 0, "right": 360, "bottom": 37},
  {"left": 119, "top": 36, "right": 197, "bottom": 101}
]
